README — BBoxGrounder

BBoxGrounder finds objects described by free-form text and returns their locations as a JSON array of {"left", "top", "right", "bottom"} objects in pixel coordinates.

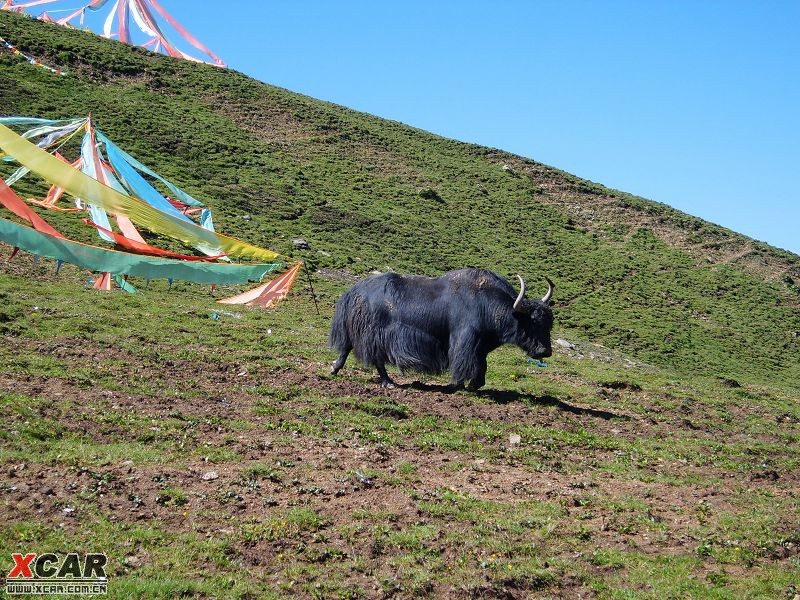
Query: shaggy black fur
[{"left": 329, "top": 268, "right": 553, "bottom": 389}]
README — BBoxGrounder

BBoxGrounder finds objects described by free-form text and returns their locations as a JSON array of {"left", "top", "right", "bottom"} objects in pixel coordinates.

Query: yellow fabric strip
[{"left": 0, "top": 123, "right": 279, "bottom": 261}]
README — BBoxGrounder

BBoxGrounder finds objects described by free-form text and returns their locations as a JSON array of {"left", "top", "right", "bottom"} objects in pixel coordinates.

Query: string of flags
[
  {"left": 1, "top": 0, "right": 225, "bottom": 67},
  {"left": 0, "top": 116, "right": 303, "bottom": 306},
  {"left": 0, "top": 34, "right": 68, "bottom": 75}
]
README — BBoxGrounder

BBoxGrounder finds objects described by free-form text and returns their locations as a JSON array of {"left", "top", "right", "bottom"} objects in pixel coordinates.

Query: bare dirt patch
[{"left": 2, "top": 332, "right": 798, "bottom": 597}]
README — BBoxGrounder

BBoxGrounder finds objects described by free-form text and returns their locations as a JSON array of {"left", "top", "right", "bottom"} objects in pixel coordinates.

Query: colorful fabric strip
[
  {"left": 95, "top": 131, "right": 203, "bottom": 207},
  {"left": 79, "top": 130, "right": 114, "bottom": 242},
  {"left": 218, "top": 263, "right": 302, "bottom": 307},
  {"left": 102, "top": 135, "right": 192, "bottom": 221},
  {"left": 83, "top": 218, "right": 225, "bottom": 261},
  {"left": 0, "top": 216, "right": 280, "bottom": 284},
  {"left": 199, "top": 208, "right": 214, "bottom": 232},
  {"left": 0, "top": 176, "right": 65, "bottom": 238},
  {"left": 0, "top": 34, "right": 68, "bottom": 75},
  {"left": 114, "top": 273, "right": 137, "bottom": 293},
  {"left": 147, "top": 0, "right": 225, "bottom": 66},
  {"left": 0, "top": 123, "right": 280, "bottom": 261}
]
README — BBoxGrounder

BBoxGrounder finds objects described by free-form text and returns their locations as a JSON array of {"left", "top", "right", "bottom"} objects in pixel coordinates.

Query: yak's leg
[
  {"left": 376, "top": 364, "right": 396, "bottom": 388},
  {"left": 445, "top": 380, "right": 466, "bottom": 393},
  {"left": 449, "top": 329, "right": 485, "bottom": 391},
  {"left": 331, "top": 346, "right": 351, "bottom": 375},
  {"left": 466, "top": 354, "right": 488, "bottom": 391}
]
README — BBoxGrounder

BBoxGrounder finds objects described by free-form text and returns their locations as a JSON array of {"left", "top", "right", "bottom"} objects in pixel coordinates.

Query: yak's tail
[{"left": 329, "top": 290, "right": 353, "bottom": 352}]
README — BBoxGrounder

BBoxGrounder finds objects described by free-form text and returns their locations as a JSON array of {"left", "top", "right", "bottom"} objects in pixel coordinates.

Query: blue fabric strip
[
  {"left": 103, "top": 137, "right": 193, "bottom": 222},
  {"left": 96, "top": 131, "right": 204, "bottom": 207}
]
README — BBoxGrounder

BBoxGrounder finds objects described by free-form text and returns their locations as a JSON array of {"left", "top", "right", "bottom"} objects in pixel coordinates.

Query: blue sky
[{"left": 70, "top": 1, "right": 799, "bottom": 254}]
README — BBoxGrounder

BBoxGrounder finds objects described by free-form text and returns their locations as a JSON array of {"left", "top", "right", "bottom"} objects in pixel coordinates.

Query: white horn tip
[
  {"left": 541, "top": 277, "right": 554, "bottom": 304},
  {"left": 513, "top": 274, "right": 527, "bottom": 312}
]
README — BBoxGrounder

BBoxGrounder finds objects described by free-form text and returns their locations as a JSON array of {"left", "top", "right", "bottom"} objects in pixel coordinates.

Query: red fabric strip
[
  {"left": 147, "top": 0, "right": 226, "bottom": 66},
  {"left": 167, "top": 198, "right": 202, "bottom": 215},
  {"left": 0, "top": 177, "right": 65, "bottom": 238},
  {"left": 117, "top": 0, "right": 130, "bottom": 43},
  {"left": 83, "top": 218, "right": 225, "bottom": 261},
  {"left": 93, "top": 271, "right": 113, "bottom": 291},
  {"left": 247, "top": 263, "right": 302, "bottom": 307}
]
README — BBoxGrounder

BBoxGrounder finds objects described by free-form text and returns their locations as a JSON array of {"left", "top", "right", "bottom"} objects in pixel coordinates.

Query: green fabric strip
[
  {"left": 0, "top": 217, "right": 280, "bottom": 285},
  {"left": 113, "top": 274, "right": 138, "bottom": 294}
]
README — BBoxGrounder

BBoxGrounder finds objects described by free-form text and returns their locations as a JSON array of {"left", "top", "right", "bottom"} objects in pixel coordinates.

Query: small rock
[
  {"left": 123, "top": 555, "right": 142, "bottom": 568},
  {"left": 750, "top": 469, "right": 779, "bottom": 481},
  {"left": 718, "top": 377, "right": 741, "bottom": 388},
  {"left": 292, "top": 238, "right": 310, "bottom": 250},
  {"left": 62, "top": 506, "right": 75, "bottom": 516},
  {"left": 201, "top": 471, "right": 219, "bottom": 481},
  {"left": 354, "top": 470, "right": 373, "bottom": 488},
  {"left": 509, "top": 433, "right": 521, "bottom": 447},
  {"left": 556, "top": 338, "right": 575, "bottom": 350},
  {"left": 772, "top": 546, "right": 790, "bottom": 559}
]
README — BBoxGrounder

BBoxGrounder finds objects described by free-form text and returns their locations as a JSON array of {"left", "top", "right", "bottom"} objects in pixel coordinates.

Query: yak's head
[{"left": 510, "top": 276, "right": 554, "bottom": 359}]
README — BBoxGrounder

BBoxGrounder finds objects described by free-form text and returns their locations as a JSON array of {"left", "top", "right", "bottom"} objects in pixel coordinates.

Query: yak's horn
[
  {"left": 513, "top": 275, "right": 526, "bottom": 312},
  {"left": 541, "top": 277, "right": 554, "bottom": 304}
]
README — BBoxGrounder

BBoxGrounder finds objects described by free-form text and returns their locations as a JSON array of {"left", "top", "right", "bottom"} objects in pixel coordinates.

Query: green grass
[
  {"left": 0, "top": 271, "right": 797, "bottom": 596},
  {"left": 2, "top": 10, "right": 800, "bottom": 388}
]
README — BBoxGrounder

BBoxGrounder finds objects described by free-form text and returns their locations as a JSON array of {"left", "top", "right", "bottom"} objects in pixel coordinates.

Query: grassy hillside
[
  {"left": 1, "top": 11, "right": 799, "bottom": 599},
  {"left": 2, "top": 11, "right": 799, "bottom": 387}
]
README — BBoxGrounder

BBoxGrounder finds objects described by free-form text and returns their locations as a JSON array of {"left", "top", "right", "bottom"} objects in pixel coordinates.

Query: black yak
[{"left": 329, "top": 268, "right": 554, "bottom": 390}]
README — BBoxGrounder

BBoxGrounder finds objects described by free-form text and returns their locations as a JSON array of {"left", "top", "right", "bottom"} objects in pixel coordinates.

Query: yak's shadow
[
  {"left": 404, "top": 381, "right": 629, "bottom": 420},
  {"left": 403, "top": 381, "right": 461, "bottom": 394},
  {"left": 478, "top": 389, "right": 629, "bottom": 420}
]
